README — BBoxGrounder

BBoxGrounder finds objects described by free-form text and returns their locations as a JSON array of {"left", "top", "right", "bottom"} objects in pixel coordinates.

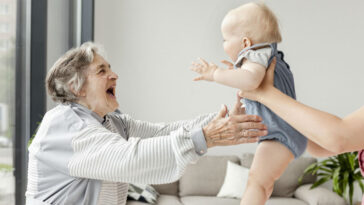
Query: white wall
[{"left": 94, "top": 0, "right": 364, "bottom": 157}]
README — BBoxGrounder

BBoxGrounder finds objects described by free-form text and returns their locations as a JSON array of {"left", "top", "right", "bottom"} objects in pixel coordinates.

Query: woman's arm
[
  {"left": 307, "top": 139, "right": 337, "bottom": 157},
  {"left": 190, "top": 58, "right": 266, "bottom": 91},
  {"left": 68, "top": 111, "right": 266, "bottom": 184},
  {"left": 118, "top": 112, "right": 216, "bottom": 139},
  {"left": 241, "top": 59, "right": 364, "bottom": 153},
  {"left": 68, "top": 124, "right": 202, "bottom": 184}
]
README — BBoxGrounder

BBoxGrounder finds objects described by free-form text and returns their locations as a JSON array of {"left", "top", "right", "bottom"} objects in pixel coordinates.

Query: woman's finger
[
  {"left": 239, "top": 122, "right": 267, "bottom": 130},
  {"left": 213, "top": 136, "right": 260, "bottom": 146},
  {"left": 265, "top": 57, "right": 277, "bottom": 85},
  {"left": 234, "top": 92, "right": 243, "bottom": 108},
  {"left": 230, "top": 114, "right": 262, "bottom": 122},
  {"left": 238, "top": 129, "right": 268, "bottom": 138},
  {"left": 216, "top": 104, "right": 228, "bottom": 119}
]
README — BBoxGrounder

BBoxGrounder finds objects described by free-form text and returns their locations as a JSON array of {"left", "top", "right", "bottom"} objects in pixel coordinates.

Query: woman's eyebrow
[{"left": 97, "top": 63, "right": 111, "bottom": 69}]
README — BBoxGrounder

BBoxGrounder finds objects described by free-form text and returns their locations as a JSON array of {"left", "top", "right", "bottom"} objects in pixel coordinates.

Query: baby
[{"left": 190, "top": 2, "right": 307, "bottom": 205}]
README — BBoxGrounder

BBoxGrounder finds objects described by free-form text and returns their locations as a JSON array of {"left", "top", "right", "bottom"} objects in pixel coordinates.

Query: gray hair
[{"left": 46, "top": 42, "right": 105, "bottom": 103}]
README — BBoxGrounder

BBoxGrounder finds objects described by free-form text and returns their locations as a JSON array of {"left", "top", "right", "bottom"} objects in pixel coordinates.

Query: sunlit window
[{"left": 0, "top": 0, "right": 15, "bottom": 204}]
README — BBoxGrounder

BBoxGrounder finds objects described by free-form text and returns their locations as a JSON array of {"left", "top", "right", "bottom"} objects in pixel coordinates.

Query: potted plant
[{"left": 300, "top": 152, "right": 364, "bottom": 205}]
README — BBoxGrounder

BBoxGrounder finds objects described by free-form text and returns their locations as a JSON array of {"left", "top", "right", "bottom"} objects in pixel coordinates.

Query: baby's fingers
[
  {"left": 193, "top": 76, "right": 204, "bottom": 81},
  {"left": 221, "top": 60, "right": 234, "bottom": 69},
  {"left": 199, "top": 57, "right": 209, "bottom": 67},
  {"left": 189, "top": 64, "right": 202, "bottom": 73}
]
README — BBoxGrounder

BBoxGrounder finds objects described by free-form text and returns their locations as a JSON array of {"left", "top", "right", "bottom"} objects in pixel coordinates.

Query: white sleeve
[
  {"left": 243, "top": 47, "right": 272, "bottom": 68},
  {"left": 119, "top": 113, "right": 216, "bottom": 139},
  {"left": 68, "top": 123, "right": 202, "bottom": 184}
]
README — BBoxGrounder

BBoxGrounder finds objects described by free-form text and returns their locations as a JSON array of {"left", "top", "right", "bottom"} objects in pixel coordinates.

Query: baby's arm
[
  {"left": 214, "top": 60, "right": 266, "bottom": 91},
  {"left": 190, "top": 58, "right": 266, "bottom": 91}
]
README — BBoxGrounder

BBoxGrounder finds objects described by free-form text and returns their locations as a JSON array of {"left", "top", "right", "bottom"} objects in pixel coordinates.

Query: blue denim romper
[{"left": 234, "top": 43, "right": 307, "bottom": 158}]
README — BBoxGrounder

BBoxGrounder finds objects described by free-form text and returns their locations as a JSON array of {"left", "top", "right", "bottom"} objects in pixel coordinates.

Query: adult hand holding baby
[{"left": 239, "top": 58, "right": 277, "bottom": 103}]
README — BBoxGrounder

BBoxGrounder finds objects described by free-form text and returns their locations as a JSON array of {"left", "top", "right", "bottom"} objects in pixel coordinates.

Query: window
[
  {"left": 0, "top": 3, "right": 9, "bottom": 15},
  {"left": 0, "top": 23, "right": 9, "bottom": 33},
  {"left": 0, "top": 1, "right": 15, "bottom": 205},
  {"left": 0, "top": 39, "right": 10, "bottom": 51}
]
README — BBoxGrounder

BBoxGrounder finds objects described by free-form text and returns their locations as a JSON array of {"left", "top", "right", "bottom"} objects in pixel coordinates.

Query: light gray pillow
[
  {"left": 179, "top": 155, "right": 240, "bottom": 197},
  {"left": 217, "top": 161, "right": 249, "bottom": 199}
]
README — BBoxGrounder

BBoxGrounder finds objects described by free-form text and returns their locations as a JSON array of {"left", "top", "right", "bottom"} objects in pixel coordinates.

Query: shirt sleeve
[
  {"left": 118, "top": 113, "right": 216, "bottom": 138},
  {"left": 243, "top": 47, "right": 272, "bottom": 68},
  {"left": 117, "top": 113, "right": 216, "bottom": 155},
  {"left": 68, "top": 120, "right": 211, "bottom": 184}
]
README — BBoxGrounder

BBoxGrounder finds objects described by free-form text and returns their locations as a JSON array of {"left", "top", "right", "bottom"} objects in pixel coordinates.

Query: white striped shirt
[{"left": 26, "top": 103, "right": 215, "bottom": 205}]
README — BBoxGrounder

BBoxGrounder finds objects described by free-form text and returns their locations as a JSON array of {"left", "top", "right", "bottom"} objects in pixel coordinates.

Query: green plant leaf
[
  {"left": 342, "top": 171, "right": 349, "bottom": 198},
  {"left": 310, "top": 176, "right": 330, "bottom": 189},
  {"left": 303, "top": 163, "right": 317, "bottom": 174},
  {"left": 349, "top": 181, "right": 354, "bottom": 205},
  {"left": 332, "top": 167, "right": 341, "bottom": 195}
]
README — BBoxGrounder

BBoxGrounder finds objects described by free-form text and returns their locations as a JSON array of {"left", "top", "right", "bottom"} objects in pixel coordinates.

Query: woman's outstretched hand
[
  {"left": 203, "top": 104, "right": 268, "bottom": 148},
  {"left": 239, "top": 58, "right": 277, "bottom": 102}
]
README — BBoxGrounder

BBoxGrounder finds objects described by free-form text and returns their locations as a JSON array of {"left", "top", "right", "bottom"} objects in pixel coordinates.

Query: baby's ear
[{"left": 242, "top": 37, "right": 252, "bottom": 48}]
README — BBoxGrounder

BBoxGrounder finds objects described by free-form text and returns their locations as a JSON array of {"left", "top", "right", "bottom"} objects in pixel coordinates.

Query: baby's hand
[{"left": 190, "top": 58, "right": 217, "bottom": 82}]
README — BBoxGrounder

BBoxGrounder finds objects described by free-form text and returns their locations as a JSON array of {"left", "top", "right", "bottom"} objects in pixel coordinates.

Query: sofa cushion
[
  {"left": 181, "top": 196, "right": 308, "bottom": 205},
  {"left": 294, "top": 184, "right": 347, "bottom": 205},
  {"left": 181, "top": 196, "right": 240, "bottom": 205},
  {"left": 152, "top": 181, "right": 178, "bottom": 196},
  {"left": 240, "top": 153, "right": 317, "bottom": 197},
  {"left": 126, "top": 195, "right": 182, "bottom": 205},
  {"left": 266, "top": 197, "right": 308, "bottom": 205},
  {"left": 179, "top": 155, "right": 240, "bottom": 196}
]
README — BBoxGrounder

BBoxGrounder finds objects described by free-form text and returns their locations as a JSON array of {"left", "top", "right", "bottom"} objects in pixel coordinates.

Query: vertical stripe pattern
[{"left": 68, "top": 112, "right": 215, "bottom": 204}]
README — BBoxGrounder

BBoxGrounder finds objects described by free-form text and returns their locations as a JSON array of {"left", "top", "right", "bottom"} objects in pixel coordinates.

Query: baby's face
[
  {"left": 221, "top": 13, "right": 245, "bottom": 62},
  {"left": 221, "top": 3, "right": 261, "bottom": 62}
]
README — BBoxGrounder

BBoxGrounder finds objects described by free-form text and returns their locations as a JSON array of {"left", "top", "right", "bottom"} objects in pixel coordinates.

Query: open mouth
[{"left": 106, "top": 85, "right": 116, "bottom": 97}]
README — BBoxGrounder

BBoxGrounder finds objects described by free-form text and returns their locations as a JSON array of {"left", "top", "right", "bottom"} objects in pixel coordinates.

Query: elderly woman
[{"left": 26, "top": 42, "right": 268, "bottom": 205}]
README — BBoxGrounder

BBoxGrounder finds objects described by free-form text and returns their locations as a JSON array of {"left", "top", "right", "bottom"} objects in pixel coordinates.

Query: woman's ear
[
  {"left": 69, "top": 82, "right": 86, "bottom": 97},
  {"left": 242, "top": 37, "right": 252, "bottom": 48}
]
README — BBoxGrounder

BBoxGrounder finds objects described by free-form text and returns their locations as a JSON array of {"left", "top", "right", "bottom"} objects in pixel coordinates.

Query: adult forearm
[{"left": 260, "top": 87, "right": 346, "bottom": 153}]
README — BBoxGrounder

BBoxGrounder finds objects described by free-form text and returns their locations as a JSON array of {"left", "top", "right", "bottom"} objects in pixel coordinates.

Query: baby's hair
[
  {"left": 254, "top": 2, "right": 282, "bottom": 43},
  {"left": 233, "top": 2, "right": 282, "bottom": 44}
]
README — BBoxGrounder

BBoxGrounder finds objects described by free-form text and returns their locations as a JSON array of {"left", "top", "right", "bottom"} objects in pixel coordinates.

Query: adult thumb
[{"left": 217, "top": 104, "right": 228, "bottom": 118}]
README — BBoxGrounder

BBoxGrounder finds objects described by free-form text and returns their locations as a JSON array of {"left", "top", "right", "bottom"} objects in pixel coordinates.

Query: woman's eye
[{"left": 99, "top": 69, "right": 105, "bottom": 74}]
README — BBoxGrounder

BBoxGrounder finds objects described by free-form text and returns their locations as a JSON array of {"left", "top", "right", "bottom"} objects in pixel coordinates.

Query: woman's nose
[{"left": 109, "top": 71, "right": 118, "bottom": 80}]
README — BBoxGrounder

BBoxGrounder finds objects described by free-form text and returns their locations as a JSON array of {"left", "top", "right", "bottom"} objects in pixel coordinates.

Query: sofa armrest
[{"left": 294, "top": 184, "right": 347, "bottom": 205}]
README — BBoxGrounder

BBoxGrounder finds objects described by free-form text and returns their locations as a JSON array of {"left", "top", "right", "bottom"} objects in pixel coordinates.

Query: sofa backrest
[
  {"left": 240, "top": 153, "right": 317, "bottom": 197},
  {"left": 153, "top": 181, "right": 179, "bottom": 196},
  {"left": 178, "top": 155, "right": 240, "bottom": 196},
  {"left": 153, "top": 154, "right": 317, "bottom": 197}
]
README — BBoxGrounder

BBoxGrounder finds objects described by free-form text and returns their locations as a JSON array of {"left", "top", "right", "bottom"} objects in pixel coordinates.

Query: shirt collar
[{"left": 70, "top": 102, "right": 105, "bottom": 123}]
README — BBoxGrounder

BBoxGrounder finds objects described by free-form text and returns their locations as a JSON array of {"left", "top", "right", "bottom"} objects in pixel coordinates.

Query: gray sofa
[{"left": 127, "top": 153, "right": 347, "bottom": 205}]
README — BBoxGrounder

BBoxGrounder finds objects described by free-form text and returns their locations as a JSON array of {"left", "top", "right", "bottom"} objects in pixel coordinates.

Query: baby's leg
[{"left": 240, "top": 140, "right": 294, "bottom": 205}]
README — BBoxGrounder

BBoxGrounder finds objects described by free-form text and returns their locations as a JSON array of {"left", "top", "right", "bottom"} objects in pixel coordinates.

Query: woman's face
[{"left": 78, "top": 53, "right": 119, "bottom": 117}]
